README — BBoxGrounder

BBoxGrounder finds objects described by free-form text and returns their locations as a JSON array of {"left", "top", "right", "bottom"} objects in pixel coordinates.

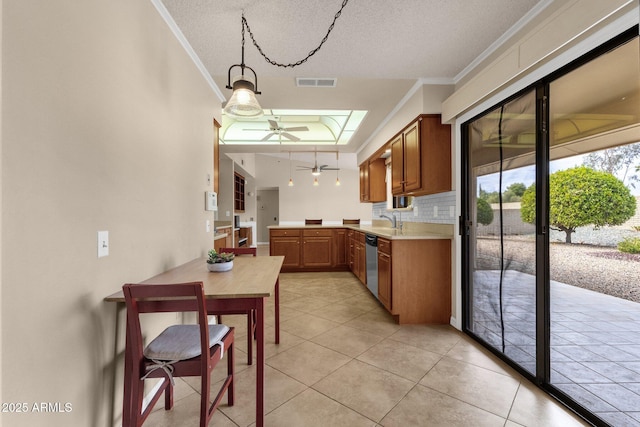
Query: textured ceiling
[{"left": 160, "top": 0, "right": 544, "bottom": 164}]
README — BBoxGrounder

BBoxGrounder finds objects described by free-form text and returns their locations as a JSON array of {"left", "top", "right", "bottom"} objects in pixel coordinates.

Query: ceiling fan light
[
  {"left": 311, "top": 167, "right": 321, "bottom": 176},
  {"left": 224, "top": 77, "right": 263, "bottom": 118}
]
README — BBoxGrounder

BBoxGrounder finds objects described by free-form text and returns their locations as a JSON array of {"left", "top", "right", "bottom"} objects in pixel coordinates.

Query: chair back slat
[
  {"left": 342, "top": 219, "right": 360, "bottom": 224},
  {"left": 122, "top": 282, "right": 210, "bottom": 360},
  {"left": 219, "top": 247, "right": 257, "bottom": 256}
]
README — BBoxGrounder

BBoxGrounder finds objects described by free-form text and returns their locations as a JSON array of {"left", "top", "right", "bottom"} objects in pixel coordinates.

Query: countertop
[{"left": 268, "top": 222, "right": 454, "bottom": 240}]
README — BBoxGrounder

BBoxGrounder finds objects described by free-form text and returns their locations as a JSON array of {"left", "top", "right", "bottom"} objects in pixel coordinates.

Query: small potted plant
[{"left": 206, "top": 249, "right": 235, "bottom": 272}]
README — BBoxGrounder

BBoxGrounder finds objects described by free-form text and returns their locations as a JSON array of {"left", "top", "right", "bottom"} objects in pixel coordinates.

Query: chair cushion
[{"left": 144, "top": 324, "right": 229, "bottom": 361}]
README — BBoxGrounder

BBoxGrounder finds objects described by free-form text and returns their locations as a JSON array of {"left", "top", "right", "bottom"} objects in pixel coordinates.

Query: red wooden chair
[
  {"left": 216, "top": 247, "right": 257, "bottom": 364},
  {"left": 122, "top": 282, "right": 234, "bottom": 427}
]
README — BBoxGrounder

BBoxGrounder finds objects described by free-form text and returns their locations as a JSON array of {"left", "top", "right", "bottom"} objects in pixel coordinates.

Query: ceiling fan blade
[
  {"left": 296, "top": 166, "right": 313, "bottom": 170},
  {"left": 283, "top": 126, "right": 309, "bottom": 132},
  {"left": 321, "top": 167, "right": 340, "bottom": 171},
  {"left": 261, "top": 132, "right": 276, "bottom": 141},
  {"left": 281, "top": 132, "right": 300, "bottom": 142},
  {"left": 268, "top": 119, "right": 279, "bottom": 130}
]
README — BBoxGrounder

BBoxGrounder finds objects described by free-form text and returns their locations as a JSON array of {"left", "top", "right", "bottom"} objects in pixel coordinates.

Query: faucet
[{"left": 380, "top": 211, "right": 401, "bottom": 229}]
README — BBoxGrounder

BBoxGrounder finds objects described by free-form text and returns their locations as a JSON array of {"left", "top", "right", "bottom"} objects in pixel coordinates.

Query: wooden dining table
[{"left": 104, "top": 254, "right": 284, "bottom": 427}]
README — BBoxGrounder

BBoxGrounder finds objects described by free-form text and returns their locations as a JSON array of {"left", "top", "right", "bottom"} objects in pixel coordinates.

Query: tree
[
  {"left": 583, "top": 142, "right": 640, "bottom": 188},
  {"left": 520, "top": 166, "right": 636, "bottom": 243},
  {"left": 502, "top": 182, "right": 526, "bottom": 202},
  {"left": 477, "top": 197, "right": 494, "bottom": 225}
]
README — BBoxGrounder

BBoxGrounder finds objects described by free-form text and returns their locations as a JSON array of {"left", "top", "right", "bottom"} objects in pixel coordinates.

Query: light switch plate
[{"left": 98, "top": 231, "right": 109, "bottom": 258}]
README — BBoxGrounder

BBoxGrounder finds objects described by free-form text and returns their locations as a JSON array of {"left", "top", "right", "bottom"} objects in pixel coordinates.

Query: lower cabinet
[
  {"left": 377, "top": 238, "right": 391, "bottom": 310},
  {"left": 302, "top": 229, "right": 333, "bottom": 268},
  {"left": 389, "top": 239, "right": 451, "bottom": 324},
  {"left": 270, "top": 228, "right": 349, "bottom": 272},
  {"left": 269, "top": 229, "right": 301, "bottom": 269}
]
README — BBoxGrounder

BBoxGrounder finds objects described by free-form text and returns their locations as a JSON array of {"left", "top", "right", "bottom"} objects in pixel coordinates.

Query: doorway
[{"left": 257, "top": 188, "right": 279, "bottom": 244}]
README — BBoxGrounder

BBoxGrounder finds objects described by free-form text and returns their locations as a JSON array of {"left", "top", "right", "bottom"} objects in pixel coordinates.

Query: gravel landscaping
[{"left": 476, "top": 226, "right": 640, "bottom": 303}]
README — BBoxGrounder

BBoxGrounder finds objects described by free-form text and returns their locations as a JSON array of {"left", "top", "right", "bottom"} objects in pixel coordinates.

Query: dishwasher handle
[{"left": 365, "top": 234, "right": 378, "bottom": 246}]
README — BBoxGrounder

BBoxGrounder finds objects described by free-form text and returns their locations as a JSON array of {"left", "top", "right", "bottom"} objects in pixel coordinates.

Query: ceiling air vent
[{"left": 296, "top": 77, "right": 337, "bottom": 88}]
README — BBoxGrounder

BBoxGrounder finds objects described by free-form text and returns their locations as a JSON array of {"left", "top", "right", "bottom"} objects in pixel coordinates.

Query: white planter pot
[{"left": 207, "top": 260, "right": 233, "bottom": 272}]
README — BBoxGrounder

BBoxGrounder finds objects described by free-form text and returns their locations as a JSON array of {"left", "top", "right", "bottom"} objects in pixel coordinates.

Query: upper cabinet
[
  {"left": 360, "top": 114, "right": 451, "bottom": 203},
  {"left": 391, "top": 114, "right": 451, "bottom": 197},
  {"left": 234, "top": 172, "right": 245, "bottom": 212},
  {"left": 359, "top": 158, "right": 386, "bottom": 203},
  {"left": 213, "top": 119, "right": 220, "bottom": 194}
]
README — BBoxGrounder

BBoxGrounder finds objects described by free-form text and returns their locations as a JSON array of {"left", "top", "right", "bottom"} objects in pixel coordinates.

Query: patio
[{"left": 472, "top": 270, "right": 640, "bottom": 426}]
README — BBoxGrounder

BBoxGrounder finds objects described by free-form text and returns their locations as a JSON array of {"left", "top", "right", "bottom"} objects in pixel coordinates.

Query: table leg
[
  {"left": 275, "top": 277, "right": 280, "bottom": 344},
  {"left": 256, "top": 298, "right": 265, "bottom": 427}
]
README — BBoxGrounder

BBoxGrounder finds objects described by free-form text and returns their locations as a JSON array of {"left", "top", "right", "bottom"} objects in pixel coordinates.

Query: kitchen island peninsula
[{"left": 269, "top": 223, "right": 452, "bottom": 324}]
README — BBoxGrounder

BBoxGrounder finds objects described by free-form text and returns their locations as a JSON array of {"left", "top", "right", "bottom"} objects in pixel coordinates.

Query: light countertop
[{"left": 268, "top": 222, "right": 453, "bottom": 240}]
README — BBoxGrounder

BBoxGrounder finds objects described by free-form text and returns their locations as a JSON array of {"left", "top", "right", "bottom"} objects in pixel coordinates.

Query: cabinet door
[
  {"left": 378, "top": 251, "right": 392, "bottom": 310},
  {"left": 403, "top": 121, "right": 421, "bottom": 192},
  {"left": 368, "top": 158, "right": 387, "bottom": 202},
  {"left": 303, "top": 236, "right": 332, "bottom": 267},
  {"left": 357, "top": 241, "right": 367, "bottom": 284},
  {"left": 390, "top": 134, "right": 404, "bottom": 194},
  {"left": 359, "top": 164, "right": 369, "bottom": 202},
  {"left": 333, "top": 229, "right": 347, "bottom": 268},
  {"left": 271, "top": 237, "right": 301, "bottom": 268},
  {"left": 348, "top": 231, "right": 355, "bottom": 272}
]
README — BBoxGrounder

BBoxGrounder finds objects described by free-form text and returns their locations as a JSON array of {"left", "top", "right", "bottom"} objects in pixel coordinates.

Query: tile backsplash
[{"left": 372, "top": 191, "right": 456, "bottom": 224}]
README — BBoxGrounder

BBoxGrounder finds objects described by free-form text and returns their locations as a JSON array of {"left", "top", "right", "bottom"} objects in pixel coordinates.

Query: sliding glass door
[
  {"left": 464, "top": 90, "right": 538, "bottom": 376},
  {"left": 463, "top": 28, "right": 640, "bottom": 425}
]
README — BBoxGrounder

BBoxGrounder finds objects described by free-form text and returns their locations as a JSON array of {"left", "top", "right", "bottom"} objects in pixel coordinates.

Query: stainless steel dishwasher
[{"left": 365, "top": 234, "right": 378, "bottom": 299}]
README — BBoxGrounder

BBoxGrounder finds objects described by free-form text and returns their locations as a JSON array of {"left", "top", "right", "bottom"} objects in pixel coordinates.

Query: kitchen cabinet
[
  {"left": 270, "top": 228, "right": 349, "bottom": 272},
  {"left": 377, "top": 238, "right": 392, "bottom": 310},
  {"left": 391, "top": 114, "right": 451, "bottom": 197},
  {"left": 302, "top": 229, "right": 333, "bottom": 268},
  {"left": 388, "top": 239, "right": 451, "bottom": 324},
  {"left": 234, "top": 172, "right": 245, "bottom": 212},
  {"left": 239, "top": 226, "right": 252, "bottom": 247},
  {"left": 347, "top": 229, "right": 355, "bottom": 271},
  {"left": 359, "top": 158, "right": 386, "bottom": 203},
  {"left": 333, "top": 228, "right": 348, "bottom": 268},
  {"left": 269, "top": 229, "right": 301, "bottom": 269},
  {"left": 213, "top": 119, "right": 220, "bottom": 194},
  {"left": 354, "top": 231, "right": 366, "bottom": 284}
]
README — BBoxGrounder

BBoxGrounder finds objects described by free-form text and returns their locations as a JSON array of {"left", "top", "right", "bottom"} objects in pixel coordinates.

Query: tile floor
[{"left": 144, "top": 249, "right": 588, "bottom": 427}]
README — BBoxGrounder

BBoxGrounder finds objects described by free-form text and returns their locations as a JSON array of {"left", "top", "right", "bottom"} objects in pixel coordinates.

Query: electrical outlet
[{"left": 98, "top": 231, "right": 109, "bottom": 258}]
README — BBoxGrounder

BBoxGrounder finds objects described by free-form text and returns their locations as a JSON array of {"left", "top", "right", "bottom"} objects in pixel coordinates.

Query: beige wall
[
  {"left": 1, "top": 1, "right": 220, "bottom": 426},
  {"left": 255, "top": 154, "right": 371, "bottom": 224}
]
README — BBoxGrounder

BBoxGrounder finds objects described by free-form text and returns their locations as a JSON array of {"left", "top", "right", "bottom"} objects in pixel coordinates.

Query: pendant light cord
[{"left": 242, "top": 0, "right": 350, "bottom": 69}]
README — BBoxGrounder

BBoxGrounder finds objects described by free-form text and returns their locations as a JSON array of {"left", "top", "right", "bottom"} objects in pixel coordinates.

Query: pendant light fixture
[
  {"left": 224, "top": 13, "right": 262, "bottom": 119},
  {"left": 225, "top": 1, "right": 350, "bottom": 119},
  {"left": 288, "top": 152, "right": 294, "bottom": 186},
  {"left": 335, "top": 152, "right": 341, "bottom": 186}
]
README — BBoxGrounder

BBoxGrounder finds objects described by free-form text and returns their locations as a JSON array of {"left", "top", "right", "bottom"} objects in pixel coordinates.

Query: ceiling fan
[
  {"left": 246, "top": 119, "right": 309, "bottom": 142},
  {"left": 297, "top": 151, "right": 340, "bottom": 176}
]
